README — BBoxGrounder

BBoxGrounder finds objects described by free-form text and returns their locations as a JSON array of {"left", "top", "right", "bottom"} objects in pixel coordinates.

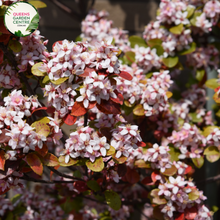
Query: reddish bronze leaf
[
  {"left": 0, "top": 129, "right": 10, "bottom": 143},
  {"left": 46, "top": 106, "right": 55, "bottom": 114},
  {"left": 110, "top": 90, "right": 124, "bottom": 105},
  {"left": 100, "top": 127, "right": 112, "bottom": 141},
  {"left": 42, "top": 153, "right": 59, "bottom": 167},
  {"left": 26, "top": 153, "right": 43, "bottom": 176},
  {"left": 137, "top": 141, "right": 146, "bottom": 147},
  {"left": 0, "top": 49, "right": 3, "bottom": 65},
  {"left": 88, "top": 101, "right": 97, "bottom": 109},
  {"left": 0, "top": 34, "right": 10, "bottom": 44},
  {"left": 0, "top": 150, "right": 5, "bottom": 171},
  {"left": 71, "top": 102, "right": 87, "bottom": 116},
  {"left": 119, "top": 71, "right": 133, "bottom": 80},
  {"left": 185, "top": 206, "right": 198, "bottom": 220},
  {"left": 74, "top": 181, "right": 89, "bottom": 192},
  {"left": 31, "top": 107, "right": 47, "bottom": 115},
  {"left": 0, "top": 185, "right": 10, "bottom": 195},
  {"left": 175, "top": 213, "right": 185, "bottom": 220},
  {"left": 0, "top": 18, "right": 10, "bottom": 34},
  {"left": 63, "top": 114, "right": 77, "bottom": 125},
  {"left": 96, "top": 99, "right": 121, "bottom": 115},
  {"left": 80, "top": 67, "right": 95, "bottom": 77},
  {"left": 35, "top": 144, "right": 48, "bottom": 157}
]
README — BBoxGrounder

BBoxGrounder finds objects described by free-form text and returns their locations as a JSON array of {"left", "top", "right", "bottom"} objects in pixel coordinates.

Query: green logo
[{"left": 4, "top": 2, "right": 39, "bottom": 37}]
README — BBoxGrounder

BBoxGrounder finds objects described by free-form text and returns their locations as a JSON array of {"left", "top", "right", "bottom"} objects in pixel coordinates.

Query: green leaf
[
  {"left": 190, "top": 11, "right": 202, "bottom": 26},
  {"left": 112, "top": 154, "right": 127, "bottom": 164},
  {"left": 75, "top": 35, "right": 82, "bottom": 42},
  {"left": 11, "top": 194, "right": 22, "bottom": 204},
  {"left": 73, "top": 170, "right": 81, "bottom": 178},
  {"left": 192, "top": 156, "right": 204, "bottom": 168},
  {"left": 134, "top": 159, "right": 151, "bottom": 168},
  {"left": 169, "top": 23, "right": 183, "bottom": 35},
  {"left": 196, "top": 69, "right": 206, "bottom": 82},
  {"left": 106, "top": 145, "right": 115, "bottom": 156},
  {"left": 150, "top": 189, "right": 167, "bottom": 205},
  {"left": 162, "top": 56, "right": 179, "bottom": 68},
  {"left": 186, "top": 5, "right": 195, "bottom": 18},
  {"left": 104, "top": 190, "right": 121, "bottom": 211},
  {"left": 31, "top": 118, "right": 50, "bottom": 137},
  {"left": 86, "top": 180, "right": 101, "bottom": 192},
  {"left": 179, "top": 42, "right": 196, "bottom": 55},
  {"left": 203, "top": 126, "right": 219, "bottom": 137},
  {"left": 86, "top": 157, "right": 104, "bottom": 172},
  {"left": 14, "top": 30, "right": 24, "bottom": 37},
  {"left": 216, "top": 110, "right": 220, "bottom": 117},
  {"left": 28, "top": 0, "right": 47, "bottom": 8},
  {"left": 5, "top": 212, "right": 13, "bottom": 220},
  {"left": 26, "top": 22, "right": 38, "bottom": 31},
  {"left": 211, "top": 205, "right": 219, "bottom": 213},
  {"left": 147, "top": 38, "right": 162, "bottom": 47},
  {"left": 50, "top": 77, "right": 68, "bottom": 85},
  {"left": 129, "top": 35, "right": 147, "bottom": 48},
  {"left": 123, "top": 51, "right": 135, "bottom": 65},
  {"left": 12, "top": 205, "right": 26, "bottom": 215},
  {"left": 26, "top": 13, "right": 39, "bottom": 32},
  {"left": 58, "top": 155, "right": 78, "bottom": 166},
  {"left": 133, "top": 104, "right": 145, "bottom": 116},
  {"left": 31, "top": 62, "right": 46, "bottom": 76},
  {"left": 205, "top": 78, "right": 219, "bottom": 89},
  {"left": 204, "top": 146, "right": 220, "bottom": 162},
  {"left": 8, "top": 39, "right": 22, "bottom": 53},
  {"left": 0, "top": 5, "right": 8, "bottom": 17},
  {"left": 204, "top": 146, "right": 219, "bottom": 156},
  {"left": 1, "top": 89, "right": 11, "bottom": 99},
  {"left": 196, "top": 69, "right": 205, "bottom": 81},
  {"left": 168, "top": 145, "right": 180, "bottom": 162},
  {"left": 152, "top": 45, "right": 164, "bottom": 56},
  {"left": 100, "top": 217, "right": 112, "bottom": 220},
  {"left": 61, "top": 197, "right": 83, "bottom": 213},
  {"left": 188, "top": 189, "right": 200, "bottom": 201},
  {"left": 161, "top": 165, "right": 177, "bottom": 176},
  {"left": 189, "top": 112, "right": 203, "bottom": 123}
]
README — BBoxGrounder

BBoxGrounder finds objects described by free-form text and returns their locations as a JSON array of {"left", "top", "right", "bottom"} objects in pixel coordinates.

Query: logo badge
[{"left": 4, "top": 2, "right": 39, "bottom": 37}]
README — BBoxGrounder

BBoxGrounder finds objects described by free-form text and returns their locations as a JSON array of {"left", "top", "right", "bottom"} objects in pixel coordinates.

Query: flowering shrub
[{"left": 0, "top": 0, "right": 220, "bottom": 219}]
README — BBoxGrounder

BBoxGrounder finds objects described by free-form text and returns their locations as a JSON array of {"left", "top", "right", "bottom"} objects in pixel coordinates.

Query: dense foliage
[{"left": 1, "top": 0, "right": 220, "bottom": 219}]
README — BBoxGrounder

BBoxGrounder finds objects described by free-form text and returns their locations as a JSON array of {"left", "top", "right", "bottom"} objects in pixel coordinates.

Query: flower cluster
[
  {"left": 44, "top": 82, "right": 78, "bottom": 118},
  {"left": 0, "top": 196, "right": 13, "bottom": 217},
  {"left": 110, "top": 124, "right": 143, "bottom": 158},
  {"left": 141, "top": 70, "right": 172, "bottom": 117},
  {"left": 186, "top": 45, "right": 219, "bottom": 70},
  {"left": 115, "top": 64, "right": 145, "bottom": 105},
  {"left": 142, "top": 143, "right": 172, "bottom": 172},
  {"left": 0, "top": 64, "right": 21, "bottom": 89},
  {"left": 94, "top": 112, "right": 126, "bottom": 129},
  {"left": 4, "top": 90, "right": 41, "bottom": 117},
  {"left": 81, "top": 10, "right": 129, "bottom": 50},
  {"left": 15, "top": 30, "right": 48, "bottom": 73},
  {"left": 158, "top": 176, "right": 210, "bottom": 219},
  {"left": 133, "top": 45, "right": 161, "bottom": 73},
  {"left": 167, "top": 123, "right": 206, "bottom": 159},
  {"left": 63, "top": 126, "right": 110, "bottom": 163}
]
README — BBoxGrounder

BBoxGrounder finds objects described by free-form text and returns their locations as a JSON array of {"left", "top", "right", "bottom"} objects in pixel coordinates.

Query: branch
[
  {"left": 22, "top": 174, "right": 76, "bottom": 184},
  {"left": 47, "top": 166, "right": 85, "bottom": 181},
  {"left": 84, "top": 112, "right": 88, "bottom": 127},
  {"left": 48, "top": 0, "right": 83, "bottom": 22},
  {"left": 197, "top": 174, "right": 220, "bottom": 185}
]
